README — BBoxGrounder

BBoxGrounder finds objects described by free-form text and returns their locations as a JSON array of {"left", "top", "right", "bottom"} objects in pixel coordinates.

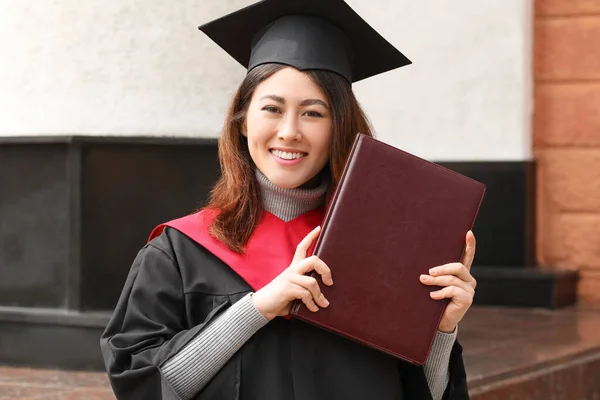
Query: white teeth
[{"left": 271, "top": 150, "right": 306, "bottom": 160}]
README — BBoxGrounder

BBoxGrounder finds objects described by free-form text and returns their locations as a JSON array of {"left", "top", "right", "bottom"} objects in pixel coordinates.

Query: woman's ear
[{"left": 240, "top": 122, "right": 248, "bottom": 137}]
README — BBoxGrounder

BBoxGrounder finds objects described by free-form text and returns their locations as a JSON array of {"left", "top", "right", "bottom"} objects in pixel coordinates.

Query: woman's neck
[{"left": 255, "top": 169, "right": 328, "bottom": 222}]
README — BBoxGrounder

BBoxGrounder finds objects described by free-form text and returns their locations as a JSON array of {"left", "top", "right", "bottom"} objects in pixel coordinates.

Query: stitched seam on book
[{"left": 363, "top": 135, "right": 485, "bottom": 188}]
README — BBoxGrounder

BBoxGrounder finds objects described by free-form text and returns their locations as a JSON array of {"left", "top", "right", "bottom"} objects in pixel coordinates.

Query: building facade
[{"left": 0, "top": 1, "right": 598, "bottom": 364}]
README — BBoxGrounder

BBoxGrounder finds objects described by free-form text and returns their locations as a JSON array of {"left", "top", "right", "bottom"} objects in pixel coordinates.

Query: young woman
[{"left": 101, "top": 1, "right": 476, "bottom": 399}]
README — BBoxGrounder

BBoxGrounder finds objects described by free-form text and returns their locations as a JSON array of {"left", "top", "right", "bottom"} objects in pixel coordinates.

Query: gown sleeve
[{"left": 99, "top": 239, "right": 231, "bottom": 400}]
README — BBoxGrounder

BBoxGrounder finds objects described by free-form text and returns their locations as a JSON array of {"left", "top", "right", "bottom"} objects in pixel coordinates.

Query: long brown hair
[{"left": 206, "top": 63, "right": 374, "bottom": 253}]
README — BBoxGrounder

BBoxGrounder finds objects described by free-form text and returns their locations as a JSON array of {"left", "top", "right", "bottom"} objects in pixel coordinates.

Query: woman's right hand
[{"left": 251, "top": 226, "right": 334, "bottom": 321}]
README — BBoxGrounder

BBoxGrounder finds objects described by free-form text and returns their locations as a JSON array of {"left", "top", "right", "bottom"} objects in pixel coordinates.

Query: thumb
[{"left": 293, "top": 226, "right": 321, "bottom": 263}]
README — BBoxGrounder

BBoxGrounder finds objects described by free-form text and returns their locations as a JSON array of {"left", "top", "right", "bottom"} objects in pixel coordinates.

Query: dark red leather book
[{"left": 291, "top": 134, "right": 486, "bottom": 365}]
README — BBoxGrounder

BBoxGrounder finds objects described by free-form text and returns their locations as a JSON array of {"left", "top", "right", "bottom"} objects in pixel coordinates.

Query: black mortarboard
[{"left": 198, "top": 0, "right": 411, "bottom": 83}]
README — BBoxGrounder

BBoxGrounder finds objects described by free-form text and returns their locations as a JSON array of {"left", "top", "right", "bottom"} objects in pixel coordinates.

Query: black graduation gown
[{"left": 101, "top": 226, "right": 469, "bottom": 400}]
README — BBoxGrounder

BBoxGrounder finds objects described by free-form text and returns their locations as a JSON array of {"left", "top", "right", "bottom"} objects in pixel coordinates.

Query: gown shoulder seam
[{"left": 145, "top": 241, "right": 177, "bottom": 266}]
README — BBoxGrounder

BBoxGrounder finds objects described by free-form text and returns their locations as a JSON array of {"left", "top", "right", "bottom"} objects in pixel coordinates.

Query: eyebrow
[
  {"left": 300, "top": 98, "right": 329, "bottom": 108},
  {"left": 259, "top": 94, "right": 329, "bottom": 109}
]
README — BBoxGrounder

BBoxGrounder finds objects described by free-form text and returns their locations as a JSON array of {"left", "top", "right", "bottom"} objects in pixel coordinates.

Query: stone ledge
[
  {"left": 470, "top": 350, "right": 600, "bottom": 399},
  {"left": 463, "top": 306, "right": 600, "bottom": 399},
  {"left": 0, "top": 135, "right": 218, "bottom": 146},
  {"left": 472, "top": 266, "right": 578, "bottom": 308},
  {"left": 0, "top": 321, "right": 106, "bottom": 371},
  {"left": 0, "top": 306, "right": 110, "bottom": 328}
]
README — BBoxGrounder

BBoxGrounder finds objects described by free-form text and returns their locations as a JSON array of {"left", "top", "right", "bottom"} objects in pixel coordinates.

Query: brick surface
[
  {"left": 31, "top": 388, "right": 115, "bottom": 400},
  {"left": 470, "top": 354, "right": 600, "bottom": 399},
  {"left": 579, "top": 270, "right": 600, "bottom": 308},
  {"left": 0, "top": 367, "right": 115, "bottom": 400},
  {"left": 535, "top": 0, "right": 600, "bottom": 310},
  {"left": 0, "top": 385, "right": 69, "bottom": 399},
  {"left": 535, "top": 17, "right": 600, "bottom": 80},
  {"left": 536, "top": 0, "right": 600, "bottom": 17},
  {"left": 538, "top": 213, "right": 600, "bottom": 271},
  {"left": 534, "top": 83, "right": 600, "bottom": 146},
  {"left": 536, "top": 149, "right": 600, "bottom": 212}
]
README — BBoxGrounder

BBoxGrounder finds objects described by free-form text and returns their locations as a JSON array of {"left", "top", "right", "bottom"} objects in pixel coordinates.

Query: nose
[{"left": 277, "top": 114, "right": 301, "bottom": 141}]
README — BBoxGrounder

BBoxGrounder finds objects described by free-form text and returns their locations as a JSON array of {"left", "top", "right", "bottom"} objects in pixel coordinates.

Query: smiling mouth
[{"left": 270, "top": 149, "right": 308, "bottom": 160}]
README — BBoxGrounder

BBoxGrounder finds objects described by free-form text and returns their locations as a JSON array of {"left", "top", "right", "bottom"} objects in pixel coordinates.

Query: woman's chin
[{"left": 272, "top": 180, "right": 303, "bottom": 190}]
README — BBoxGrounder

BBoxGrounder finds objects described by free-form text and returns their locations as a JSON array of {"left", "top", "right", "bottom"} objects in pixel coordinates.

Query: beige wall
[{"left": 0, "top": 0, "right": 533, "bottom": 161}]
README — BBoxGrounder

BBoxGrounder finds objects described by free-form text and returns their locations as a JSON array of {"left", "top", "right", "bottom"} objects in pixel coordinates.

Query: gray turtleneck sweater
[{"left": 161, "top": 170, "right": 457, "bottom": 400}]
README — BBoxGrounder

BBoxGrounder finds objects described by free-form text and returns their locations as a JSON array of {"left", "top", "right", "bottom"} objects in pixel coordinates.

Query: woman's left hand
[{"left": 420, "top": 231, "right": 477, "bottom": 333}]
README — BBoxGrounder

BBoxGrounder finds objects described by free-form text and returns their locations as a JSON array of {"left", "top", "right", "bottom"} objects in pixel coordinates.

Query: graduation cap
[{"left": 199, "top": 0, "right": 411, "bottom": 84}]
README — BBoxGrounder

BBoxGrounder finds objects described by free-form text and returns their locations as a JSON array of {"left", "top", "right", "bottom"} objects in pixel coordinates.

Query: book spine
[{"left": 290, "top": 133, "right": 365, "bottom": 315}]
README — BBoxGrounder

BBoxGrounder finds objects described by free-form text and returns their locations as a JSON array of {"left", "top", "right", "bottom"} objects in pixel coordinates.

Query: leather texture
[{"left": 291, "top": 134, "right": 486, "bottom": 365}]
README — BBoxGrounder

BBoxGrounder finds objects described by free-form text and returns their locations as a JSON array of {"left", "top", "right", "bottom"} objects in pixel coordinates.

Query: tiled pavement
[
  {"left": 463, "top": 306, "right": 600, "bottom": 398},
  {"left": 1, "top": 306, "right": 600, "bottom": 399},
  {"left": 0, "top": 367, "right": 114, "bottom": 400}
]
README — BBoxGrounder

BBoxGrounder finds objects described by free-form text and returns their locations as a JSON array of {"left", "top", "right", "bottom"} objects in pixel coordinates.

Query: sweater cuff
[
  {"left": 432, "top": 326, "right": 458, "bottom": 354},
  {"left": 423, "top": 326, "right": 458, "bottom": 400}
]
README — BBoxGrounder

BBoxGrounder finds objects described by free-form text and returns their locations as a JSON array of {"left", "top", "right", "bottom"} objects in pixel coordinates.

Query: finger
[
  {"left": 429, "top": 262, "right": 475, "bottom": 283},
  {"left": 420, "top": 274, "right": 475, "bottom": 294},
  {"left": 430, "top": 285, "right": 473, "bottom": 307},
  {"left": 295, "top": 287, "right": 319, "bottom": 312},
  {"left": 293, "top": 226, "right": 321, "bottom": 263},
  {"left": 295, "top": 255, "right": 333, "bottom": 286},
  {"left": 292, "top": 275, "right": 330, "bottom": 308},
  {"left": 460, "top": 231, "right": 477, "bottom": 270},
  {"left": 288, "top": 285, "right": 319, "bottom": 312}
]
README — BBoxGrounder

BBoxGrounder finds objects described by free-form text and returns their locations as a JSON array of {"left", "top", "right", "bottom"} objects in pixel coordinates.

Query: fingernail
[
  {"left": 429, "top": 267, "right": 438, "bottom": 275},
  {"left": 420, "top": 274, "right": 430, "bottom": 282},
  {"left": 323, "top": 298, "right": 330, "bottom": 307}
]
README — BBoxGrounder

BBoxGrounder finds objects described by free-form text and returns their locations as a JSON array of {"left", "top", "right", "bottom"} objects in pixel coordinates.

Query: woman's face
[{"left": 243, "top": 67, "right": 332, "bottom": 189}]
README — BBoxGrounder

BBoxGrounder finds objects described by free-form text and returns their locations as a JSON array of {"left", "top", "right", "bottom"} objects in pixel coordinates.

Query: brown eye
[
  {"left": 304, "top": 110, "right": 323, "bottom": 118},
  {"left": 263, "top": 106, "right": 281, "bottom": 114}
]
